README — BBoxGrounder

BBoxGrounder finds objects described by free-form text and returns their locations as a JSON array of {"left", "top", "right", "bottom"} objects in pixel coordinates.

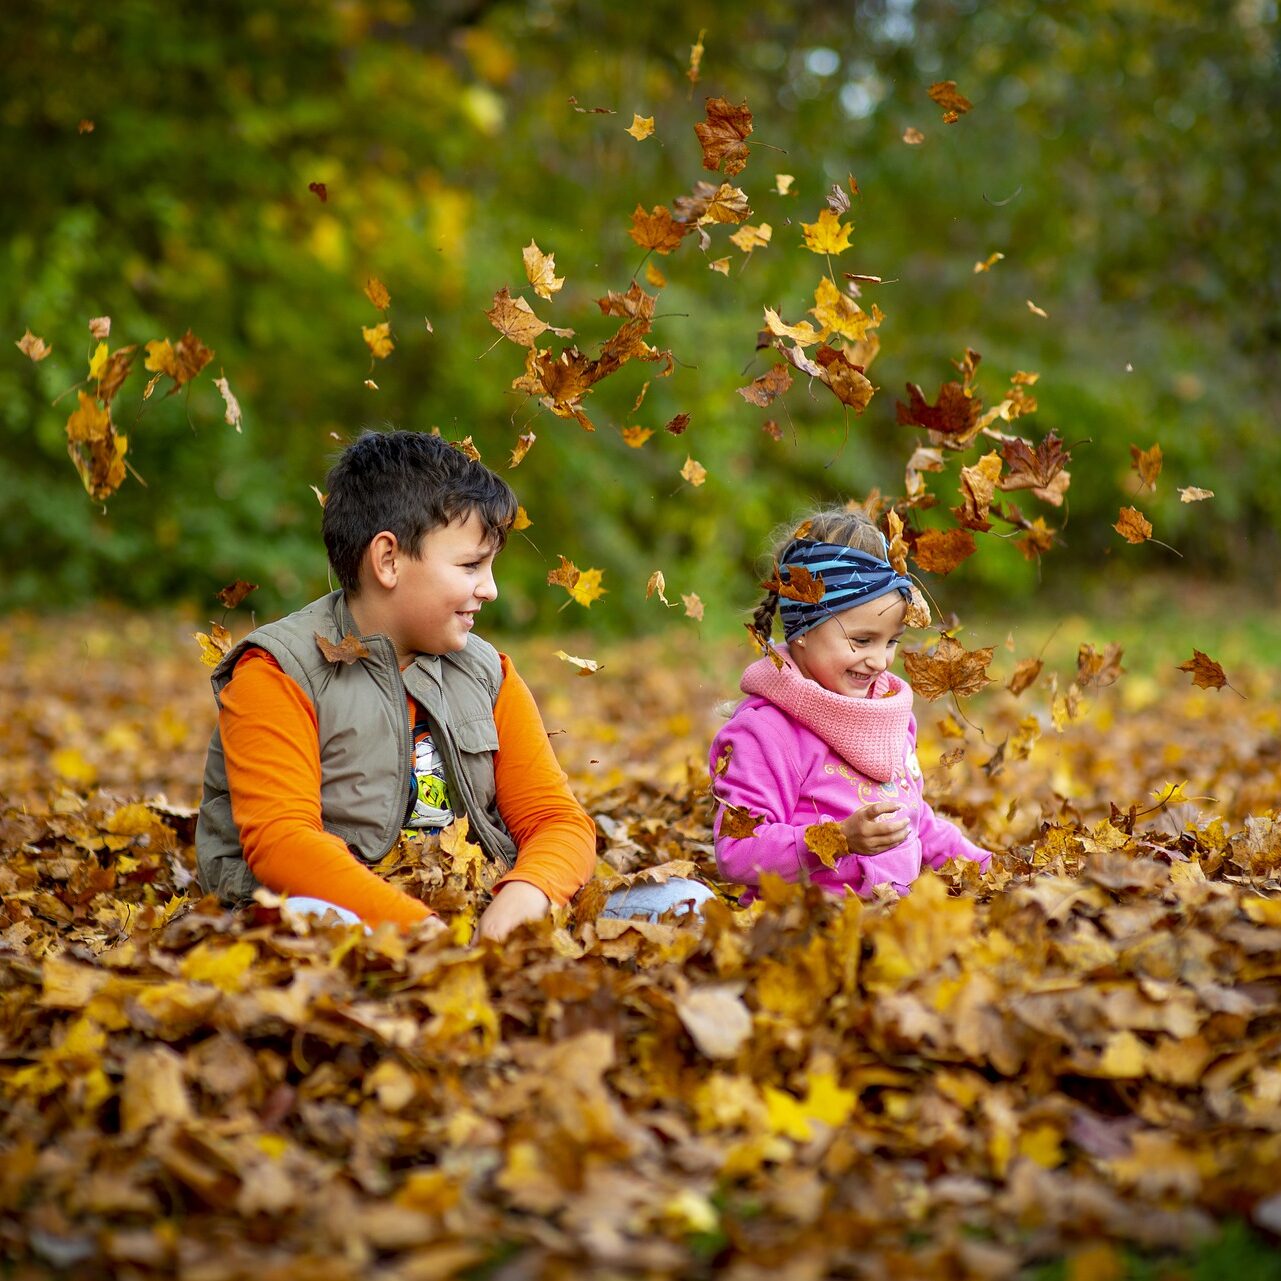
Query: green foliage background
[{"left": 2, "top": 0, "right": 1277, "bottom": 632}]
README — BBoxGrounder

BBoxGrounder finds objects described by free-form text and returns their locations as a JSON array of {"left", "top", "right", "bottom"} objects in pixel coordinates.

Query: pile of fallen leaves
[{"left": 2, "top": 610, "right": 1280, "bottom": 1279}]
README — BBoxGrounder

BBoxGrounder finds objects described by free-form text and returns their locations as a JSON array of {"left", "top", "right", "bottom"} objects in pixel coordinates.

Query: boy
[{"left": 195, "top": 429, "right": 597, "bottom": 941}]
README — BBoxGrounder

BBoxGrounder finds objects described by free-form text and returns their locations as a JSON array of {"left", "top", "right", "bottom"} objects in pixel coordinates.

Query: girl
[{"left": 710, "top": 507, "right": 992, "bottom": 901}]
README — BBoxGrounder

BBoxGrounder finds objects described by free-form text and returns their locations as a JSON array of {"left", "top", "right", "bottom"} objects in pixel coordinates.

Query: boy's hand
[
  {"left": 841, "top": 802, "right": 911, "bottom": 855},
  {"left": 475, "top": 880, "right": 551, "bottom": 943}
]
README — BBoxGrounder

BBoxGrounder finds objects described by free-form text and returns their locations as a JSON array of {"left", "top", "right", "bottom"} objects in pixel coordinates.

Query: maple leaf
[
  {"left": 697, "top": 182, "right": 752, "bottom": 225},
  {"left": 96, "top": 345, "right": 138, "bottom": 405},
  {"left": 90, "top": 343, "right": 111, "bottom": 381},
  {"left": 1130, "top": 442, "right": 1163, "bottom": 490},
  {"left": 644, "top": 261, "right": 666, "bottom": 288},
  {"left": 361, "top": 322, "right": 394, "bottom": 360},
  {"left": 621, "top": 426, "right": 653, "bottom": 448},
  {"left": 738, "top": 363, "right": 792, "bottom": 407},
  {"left": 974, "top": 252, "right": 1004, "bottom": 273},
  {"left": 810, "top": 277, "right": 882, "bottom": 342},
  {"left": 1077, "top": 642, "right": 1126, "bottom": 689},
  {"left": 805, "top": 822, "right": 848, "bottom": 870},
  {"left": 763, "top": 307, "right": 827, "bottom": 348},
  {"left": 510, "top": 505, "right": 531, "bottom": 531},
  {"left": 569, "top": 568, "right": 607, "bottom": 608},
  {"left": 628, "top": 204, "right": 688, "bottom": 254},
  {"left": 903, "top": 126, "right": 925, "bottom": 144},
  {"left": 554, "top": 650, "right": 601, "bottom": 676},
  {"left": 1008, "top": 656, "right": 1044, "bottom": 696},
  {"left": 1016, "top": 516, "right": 1057, "bottom": 561},
  {"left": 522, "top": 241, "right": 564, "bottom": 300},
  {"left": 681, "top": 456, "right": 707, "bottom": 487},
  {"left": 214, "top": 375, "right": 242, "bottom": 431},
  {"left": 815, "top": 345, "right": 875, "bottom": 413},
  {"left": 826, "top": 182, "right": 851, "bottom": 215},
  {"left": 1114, "top": 506, "right": 1153, "bottom": 544},
  {"left": 1176, "top": 650, "right": 1229, "bottom": 691},
  {"left": 216, "top": 580, "right": 258, "bottom": 610},
  {"left": 509, "top": 432, "right": 536, "bottom": 468},
  {"left": 912, "top": 527, "right": 977, "bottom": 574},
  {"left": 364, "top": 277, "right": 391, "bottom": 310},
  {"left": 596, "top": 282, "right": 657, "bottom": 320},
  {"left": 1179, "top": 486, "right": 1214, "bottom": 503},
  {"left": 172, "top": 330, "right": 215, "bottom": 386},
  {"left": 66, "top": 391, "right": 111, "bottom": 443},
  {"left": 315, "top": 632, "right": 371, "bottom": 665},
  {"left": 695, "top": 96, "right": 753, "bottom": 175},
  {"left": 193, "top": 623, "right": 233, "bottom": 668},
  {"left": 896, "top": 381, "right": 980, "bottom": 440},
  {"left": 682, "top": 593, "right": 704, "bottom": 622},
  {"left": 16, "top": 329, "right": 53, "bottom": 361},
  {"left": 999, "top": 431, "right": 1070, "bottom": 503},
  {"left": 625, "top": 114, "right": 654, "bottom": 141},
  {"left": 719, "top": 802, "right": 764, "bottom": 841},
  {"left": 308, "top": 180, "right": 328, "bottom": 201},
  {"left": 903, "top": 635, "right": 994, "bottom": 701},
  {"left": 928, "top": 80, "right": 973, "bottom": 120},
  {"left": 729, "top": 223, "right": 772, "bottom": 254},
  {"left": 761, "top": 564, "right": 825, "bottom": 605},
  {"left": 884, "top": 511, "right": 910, "bottom": 575},
  {"left": 801, "top": 209, "right": 853, "bottom": 255},
  {"left": 486, "top": 287, "right": 571, "bottom": 348},
  {"left": 664, "top": 413, "right": 691, "bottom": 436}
]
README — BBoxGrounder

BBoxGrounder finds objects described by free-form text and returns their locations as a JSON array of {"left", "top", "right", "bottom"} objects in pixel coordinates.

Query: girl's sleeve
[
  {"left": 709, "top": 706, "right": 814, "bottom": 885},
  {"left": 489, "top": 653, "right": 597, "bottom": 906},
  {"left": 908, "top": 719, "right": 992, "bottom": 871},
  {"left": 220, "top": 650, "right": 435, "bottom": 929}
]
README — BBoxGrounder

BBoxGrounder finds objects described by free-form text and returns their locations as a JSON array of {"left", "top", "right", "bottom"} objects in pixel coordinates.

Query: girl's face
[{"left": 790, "top": 592, "right": 907, "bottom": 698}]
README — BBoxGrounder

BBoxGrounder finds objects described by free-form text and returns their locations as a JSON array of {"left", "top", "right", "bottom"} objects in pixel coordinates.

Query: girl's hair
[{"left": 751, "top": 504, "right": 887, "bottom": 643}]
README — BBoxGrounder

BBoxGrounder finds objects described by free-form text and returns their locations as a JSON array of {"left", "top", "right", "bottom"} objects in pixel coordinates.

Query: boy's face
[{"left": 385, "top": 511, "right": 499, "bottom": 658}]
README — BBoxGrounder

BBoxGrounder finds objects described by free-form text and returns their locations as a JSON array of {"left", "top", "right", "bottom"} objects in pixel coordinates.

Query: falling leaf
[
  {"left": 884, "top": 510, "right": 910, "bottom": 575},
  {"left": 903, "top": 635, "right": 995, "bottom": 701},
  {"left": 815, "top": 345, "right": 875, "bottom": 413},
  {"left": 729, "top": 223, "right": 772, "bottom": 254},
  {"left": 681, "top": 456, "right": 707, "bottom": 487},
  {"left": 999, "top": 432, "right": 1070, "bottom": 504},
  {"left": 626, "top": 114, "right": 655, "bottom": 141},
  {"left": 93, "top": 344, "right": 138, "bottom": 405},
  {"left": 1129, "top": 443, "right": 1163, "bottom": 490},
  {"left": 738, "top": 363, "right": 792, "bottom": 407},
  {"left": 16, "top": 329, "right": 52, "bottom": 362},
  {"left": 1008, "top": 657, "right": 1044, "bottom": 696},
  {"left": 509, "top": 432, "right": 536, "bottom": 468},
  {"left": 913, "top": 528, "right": 977, "bottom": 575},
  {"left": 628, "top": 204, "right": 689, "bottom": 254},
  {"left": 805, "top": 822, "right": 848, "bottom": 870},
  {"left": 695, "top": 96, "right": 753, "bottom": 175},
  {"left": 554, "top": 650, "right": 601, "bottom": 676},
  {"left": 1114, "top": 507, "right": 1152, "bottom": 545},
  {"left": 423, "top": 317, "right": 434, "bottom": 333},
  {"left": 216, "top": 581, "right": 258, "bottom": 610},
  {"left": 682, "top": 593, "right": 704, "bottom": 622},
  {"left": 928, "top": 80, "right": 973, "bottom": 120},
  {"left": 762, "top": 419, "right": 782, "bottom": 441},
  {"left": 1177, "top": 650, "right": 1229, "bottom": 691},
  {"left": 696, "top": 182, "right": 751, "bottom": 225},
  {"left": 78, "top": 118, "right": 95, "bottom": 133},
  {"left": 903, "top": 127, "right": 925, "bottom": 145},
  {"left": 955, "top": 452, "right": 1004, "bottom": 529},
  {"left": 896, "top": 381, "right": 980, "bottom": 439},
  {"left": 1179, "top": 486, "right": 1214, "bottom": 503},
  {"left": 364, "top": 379, "right": 379, "bottom": 390},
  {"left": 664, "top": 413, "right": 691, "bottom": 436},
  {"left": 512, "top": 505, "right": 531, "bottom": 531},
  {"left": 453, "top": 436, "right": 482, "bottom": 462},
  {"left": 308, "top": 181, "right": 328, "bottom": 201},
  {"left": 644, "top": 261, "right": 667, "bottom": 288},
  {"left": 214, "top": 376, "right": 242, "bottom": 431},
  {"left": 709, "top": 257, "right": 731, "bottom": 275},
  {"left": 621, "top": 426, "right": 653, "bottom": 448},
  {"left": 825, "top": 182, "right": 851, "bottom": 216},
  {"left": 193, "top": 623, "right": 233, "bottom": 668},
  {"left": 761, "top": 564, "right": 825, "bottom": 605},
  {"left": 763, "top": 307, "right": 826, "bottom": 348},
  {"left": 569, "top": 568, "right": 607, "bottom": 608},
  {"left": 145, "top": 330, "right": 214, "bottom": 390},
  {"left": 686, "top": 28, "right": 706, "bottom": 85},
  {"left": 522, "top": 241, "right": 565, "bottom": 300},
  {"left": 362, "top": 323, "right": 394, "bottom": 359},
  {"left": 1026, "top": 299, "right": 1049, "bottom": 318},
  {"left": 973, "top": 252, "right": 1005, "bottom": 273},
  {"left": 1077, "top": 642, "right": 1125, "bottom": 689},
  {"left": 315, "top": 632, "right": 371, "bottom": 665},
  {"left": 646, "top": 571, "right": 672, "bottom": 606},
  {"left": 87, "top": 341, "right": 107, "bottom": 383},
  {"left": 88, "top": 316, "right": 111, "bottom": 340},
  {"left": 801, "top": 209, "right": 853, "bottom": 256},
  {"left": 486, "top": 287, "right": 571, "bottom": 347},
  {"left": 364, "top": 277, "right": 391, "bottom": 310},
  {"left": 596, "top": 282, "right": 657, "bottom": 320},
  {"left": 66, "top": 391, "right": 111, "bottom": 443},
  {"left": 310, "top": 484, "right": 326, "bottom": 506},
  {"left": 775, "top": 174, "right": 795, "bottom": 195}
]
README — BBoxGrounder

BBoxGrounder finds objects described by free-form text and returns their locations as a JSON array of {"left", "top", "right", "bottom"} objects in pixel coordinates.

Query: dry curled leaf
[
  {"left": 1179, "top": 486, "right": 1214, "bottom": 503},
  {"left": 554, "top": 650, "right": 601, "bottom": 676},
  {"left": 681, "top": 593, "right": 704, "bottom": 622},
  {"left": 1177, "top": 650, "right": 1229, "bottom": 691},
  {"left": 16, "top": 329, "right": 52, "bottom": 362},
  {"left": 738, "top": 364, "right": 792, "bottom": 408},
  {"left": 364, "top": 277, "right": 391, "bottom": 311},
  {"left": 694, "top": 96, "right": 753, "bottom": 176},
  {"left": 1114, "top": 507, "right": 1153, "bottom": 545},
  {"left": 928, "top": 80, "right": 972, "bottom": 120},
  {"left": 315, "top": 632, "right": 371, "bottom": 665},
  {"left": 1008, "top": 657, "right": 1044, "bottom": 697},
  {"left": 680, "top": 456, "right": 707, "bottom": 487},
  {"left": 522, "top": 241, "right": 565, "bottom": 300},
  {"left": 902, "top": 635, "right": 995, "bottom": 701},
  {"left": 216, "top": 581, "right": 258, "bottom": 610},
  {"left": 1129, "top": 443, "right": 1163, "bottom": 490},
  {"left": 912, "top": 527, "right": 977, "bottom": 575},
  {"left": 214, "top": 376, "right": 242, "bottom": 431}
]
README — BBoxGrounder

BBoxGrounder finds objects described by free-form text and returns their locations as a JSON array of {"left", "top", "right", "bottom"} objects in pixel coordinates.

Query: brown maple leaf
[
  {"left": 487, "top": 287, "right": 570, "bottom": 348},
  {"left": 896, "top": 381, "right": 980, "bottom": 440},
  {"left": 912, "top": 528, "right": 977, "bottom": 575},
  {"left": 761, "top": 564, "right": 825, "bottom": 605},
  {"left": 1114, "top": 507, "right": 1152, "bottom": 544},
  {"left": 547, "top": 556, "right": 580, "bottom": 591},
  {"left": 815, "top": 346, "right": 874, "bottom": 413},
  {"left": 999, "top": 432, "right": 1070, "bottom": 504},
  {"left": 697, "top": 183, "right": 752, "bottom": 226},
  {"left": 628, "top": 204, "right": 689, "bottom": 254},
  {"left": 315, "top": 632, "right": 370, "bottom": 665},
  {"left": 216, "top": 580, "right": 258, "bottom": 610},
  {"left": 955, "top": 452, "right": 1004, "bottom": 530},
  {"left": 738, "top": 364, "right": 793, "bottom": 408},
  {"left": 1176, "top": 650, "right": 1229, "bottom": 692},
  {"left": 695, "top": 97, "right": 753, "bottom": 176},
  {"left": 95, "top": 345, "right": 139, "bottom": 405},
  {"left": 1077, "top": 642, "right": 1125, "bottom": 689},
  {"left": 928, "top": 80, "right": 973, "bottom": 120},
  {"left": 596, "top": 282, "right": 657, "bottom": 320},
  {"left": 664, "top": 413, "right": 691, "bottom": 436},
  {"left": 902, "top": 635, "right": 995, "bottom": 701},
  {"left": 1129, "top": 442, "right": 1163, "bottom": 490},
  {"left": 1008, "top": 657, "right": 1044, "bottom": 696}
]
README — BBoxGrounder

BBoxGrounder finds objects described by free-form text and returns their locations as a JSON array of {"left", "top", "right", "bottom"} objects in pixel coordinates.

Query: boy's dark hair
[{"left": 323, "top": 430, "right": 518, "bottom": 593}]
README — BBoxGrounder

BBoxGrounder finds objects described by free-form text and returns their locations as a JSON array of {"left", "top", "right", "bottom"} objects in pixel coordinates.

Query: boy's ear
[{"left": 363, "top": 531, "right": 401, "bottom": 591}]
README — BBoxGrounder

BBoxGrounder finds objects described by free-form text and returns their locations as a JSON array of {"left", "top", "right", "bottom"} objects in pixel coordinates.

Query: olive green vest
[{"left": 195, "top": 590, "right": 517, "bottom": 905}]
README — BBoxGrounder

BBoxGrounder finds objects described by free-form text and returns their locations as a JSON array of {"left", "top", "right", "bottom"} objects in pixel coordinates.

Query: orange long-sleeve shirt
[{"left": 218, "top": 648, "right": 596, "bottom": 928}]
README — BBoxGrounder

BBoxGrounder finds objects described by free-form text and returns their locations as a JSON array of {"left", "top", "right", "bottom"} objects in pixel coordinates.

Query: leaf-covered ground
[{"left": 2, "top": 610, "right": 1281, "bottom": 1279}]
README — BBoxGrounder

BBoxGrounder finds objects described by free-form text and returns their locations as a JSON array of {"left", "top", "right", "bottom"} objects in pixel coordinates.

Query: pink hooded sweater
[{"left": 709, "top": 648, "right": 991, "bottom": 900}]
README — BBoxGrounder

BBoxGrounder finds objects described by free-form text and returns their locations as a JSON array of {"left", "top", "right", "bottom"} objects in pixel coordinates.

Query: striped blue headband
[{"left": 775, "top": 537, "right": 914, "bottom": 641}]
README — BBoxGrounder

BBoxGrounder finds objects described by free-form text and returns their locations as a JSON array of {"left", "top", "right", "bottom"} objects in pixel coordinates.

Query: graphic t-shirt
[{"left": 406, "top": 704, "right": 454, "bottom": 829}]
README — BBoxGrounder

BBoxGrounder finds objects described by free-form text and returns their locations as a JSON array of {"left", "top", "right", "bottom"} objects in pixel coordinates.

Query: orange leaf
[
  {"left": 628, "top": 204, "right": 689, "bottom": 254},
  {"left": 1007, "top": 657, "right": 1044, "bottom": 696},
  {"left": 509, "top": 432, "right": 536, "bottom": 468},
  {"left": 364, "top": 277, "right": 391, "bottom": 310},
  {"left": 912, "top": 528, "right": 977, "bottom": 574},
  {"left": 902, "top": 635, "right": 994, "bottom": 701},
  {"left": 315, "top": 632, "right": 371, "bottom": 665},
  {"left": 719, "top": 803, "right": 764, "bottom": 841},
  {"left": 928, "top": 80, "right": 972, "bottom": 119},
  {"left": 216, "top": 580, "right": 258, "bottom": 610},
  {"left": 761, "top": 564, "right": 825, "bottom": 605},
  {"left": 1176, "top": 650, "right": 1229, "bottom": 691},
  {"left": 1113, "top": 507, "right": 1152, "bottom": 544},
  {"left": 804, "top": 822, "right": 848, "bottom": 870},
  {"left": 694, "top": 96, "right": 753, "bottom": 175},
  {"left": 621, "top": 426, "right": 653, "bottom": 448},
  {"left": 738, "top": 363, "right": 792, "bottom": 408}
]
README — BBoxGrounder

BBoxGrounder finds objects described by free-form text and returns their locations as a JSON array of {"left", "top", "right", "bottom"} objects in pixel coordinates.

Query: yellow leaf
[
  {"left": 1243, "top": 897, "right": 1281, "bottom": 927},
  {"left": 554, "top": 649, "right": 601, "bottom": 676},
  {"left": 644, "top": 261, "right": 666, "bottom": 288},
  {"left": 621, "top": 426, "right": 653, "bottom": 448},
  {"left": 973, "top": 251, "right": 1005, "bottom": 273},
  {"left": 66, "top": 391, "right": 111, "bottom": 443},
  {"left": 681, "top": 456, "right": 707, "bottom": 487},
  {"left": 51, "top": 747, "right": 97, "bottom": 787},
  {"left": 512, "top": 505, "right": 532, "bottom": 530},
  {"left": 88, "top": 341, "right": 108, "bottom": 380},
  {"left": 809, "top": 277, "right": 881, "bottom": 342},
  {"left": 801, "top": 208, "right": 853, "bottom": 255},
  {"left": 364, "top": 276, "right": 391, "bottom": 310},
  {"left": 708, "top": 257, "right": 731, "bottom": 275},
  {"left": 144, "top": 338, "right": 178, "bottom": 378},
  {"left": 774, "top": 174, "right": 795, "bottom": 195},
  {"left": 625, "top": 113, "right": 655, "bottom": 141},
  {"left": 569, "top": 567, "right": 607, "bottom": 608},
  {"left": 180, "top": 939, "right": 257, "bottom": 993},
  {"left": 362, "top": 322, "right": 394, "bottom": 359},
  {"left": 1151, "top": 780, "right": 1190, "bottom": 806},
  {"left": 522, "top": 240, "right": 565, "bottom": 300},
  {"left": 729, "top": 222, "right": 772, "bottom": 254}
]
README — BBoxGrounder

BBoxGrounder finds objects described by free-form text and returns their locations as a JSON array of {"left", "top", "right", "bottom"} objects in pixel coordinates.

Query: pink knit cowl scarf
[{"left": 739, "top": 646, "right": 914, "bottom": 783}]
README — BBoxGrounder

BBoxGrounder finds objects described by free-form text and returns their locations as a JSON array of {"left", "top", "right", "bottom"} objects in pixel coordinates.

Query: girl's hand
[
  {"left": 841, "top": 802, "right": 911, "bottom": 855},
  {"left": 474, "top": 880, "right": 551, "bottom": 943}
]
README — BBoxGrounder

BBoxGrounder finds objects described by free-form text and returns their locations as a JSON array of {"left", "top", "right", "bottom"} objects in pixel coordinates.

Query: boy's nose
[{"left": 476, "top": 568, "right": 498, "bottom": 601}]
